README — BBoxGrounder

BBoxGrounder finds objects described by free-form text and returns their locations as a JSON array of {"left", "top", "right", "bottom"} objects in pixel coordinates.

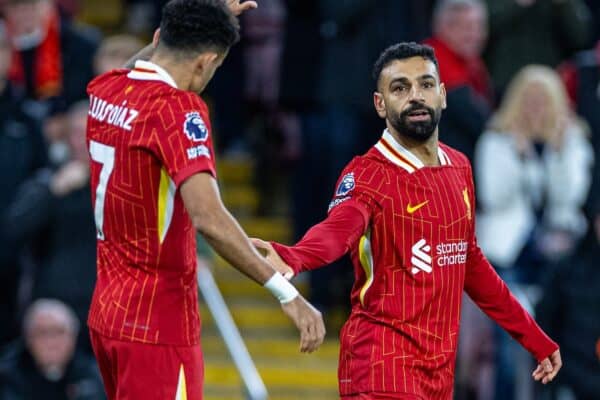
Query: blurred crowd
[{"left": 0, "top": 0, "right": 597, "bottom": 399}]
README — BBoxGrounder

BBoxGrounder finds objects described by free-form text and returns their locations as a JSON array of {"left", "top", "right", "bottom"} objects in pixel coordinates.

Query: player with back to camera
[
  {"left": 253, "top": 42, "right": 562, "bottom": 400},
  {"left": 85, "top": 1, "right": 325, "bottom": 399}
]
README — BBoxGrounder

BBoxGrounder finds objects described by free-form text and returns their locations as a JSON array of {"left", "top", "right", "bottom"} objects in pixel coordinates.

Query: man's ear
[
  {"left": 193, "top": 51, "right": 219, "bottom": 72},
  {"left": 374, "top": 92, "right": 387, "bottom": 119},
  {"left": 440, "top": 82, "right": 447, "bottom": 110},
  {"left": 152, "top": 28, "right": 160, "bottom": 48}
]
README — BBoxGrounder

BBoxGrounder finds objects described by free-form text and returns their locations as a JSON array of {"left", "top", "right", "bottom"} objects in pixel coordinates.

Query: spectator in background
[
  {"left": 475, "top": 65, "right": 594, "bottom": 400},
  {"left": 560, "top": 40, "right": 600, "bottom": 160},
  {"left": 3, "top": 0, "right": 99, "bottom": 112},
  {"left": 4, "top": 0, "right": 99, "bottom": 167},
  {"left": 536, "top": 185, "right": 600, "bottom": 400},
  {"left": 425, "top": 0, "right": 492, "bottom": 162},
  {"left": 0, "top": 25, "right": 47, "bottom": 351},
  {"left": 4, "top": 100, "right": 96, "bottom": 353},
  {"left": 0, "top": 299, "right": 105, "bottom": 400},
  {"left": 483, "top": 0, "right": 592, "bottom": 97},
  {"left": 93, "top": 34, "right": 143, "bottom": 76}
]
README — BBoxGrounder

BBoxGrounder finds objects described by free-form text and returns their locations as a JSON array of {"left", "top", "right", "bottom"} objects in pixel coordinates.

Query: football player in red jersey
[
  {"left": 86, "top": 1, "right": 325, "bottom": 399},
  {"left": 253, "top": 42, "right": 562, "bottom": 399}
]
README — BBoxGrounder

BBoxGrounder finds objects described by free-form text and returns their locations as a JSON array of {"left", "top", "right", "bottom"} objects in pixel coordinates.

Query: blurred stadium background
[{"left": 0, "top": 0, "right": 598, "bottom": 399}]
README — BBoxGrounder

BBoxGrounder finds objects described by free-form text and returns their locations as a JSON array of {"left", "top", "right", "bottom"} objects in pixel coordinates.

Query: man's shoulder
[
  {"left": 345, "top": 150, "right": 384, "bottom": 174},
  {"left": 146, "top": 91, "right": 210, "bottom": 135},
  {"left": 87, "top": 69, "right": 128, "bottom": 94},
  {"left": 339, "top": 150, "right": 389, "bottom": 187},
  {"left": 439, "top": 142, "right": 471, "bottom": 169},
  {"left": 139, "top": 88, "right": 208, "bottom": 115}
]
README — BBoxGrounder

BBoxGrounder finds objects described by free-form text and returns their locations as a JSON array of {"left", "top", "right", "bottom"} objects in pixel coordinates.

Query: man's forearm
[
  {"left": 195, "top": 204, "right": 276, "bottom": 284},
  {"left": 464, "top": 242, "right": 558, "bottom": 361}
]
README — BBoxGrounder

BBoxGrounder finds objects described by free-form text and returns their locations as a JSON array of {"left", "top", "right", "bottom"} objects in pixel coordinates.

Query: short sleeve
[{"left": 150, "top": 93, "right": 217, "bottom": 187}]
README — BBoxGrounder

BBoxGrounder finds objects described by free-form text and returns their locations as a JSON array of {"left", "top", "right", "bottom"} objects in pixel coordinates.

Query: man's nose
[{"left": 409, "top": 85, "right": 425, "bottom": 102}]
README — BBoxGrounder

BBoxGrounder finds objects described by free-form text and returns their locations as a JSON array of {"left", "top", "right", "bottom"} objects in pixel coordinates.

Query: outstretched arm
[
  {"left": 181, "top": 172, "right": 325, "bottom": 353},
  {"left": 253, "top": 202, "right": 369, "bottom": 277}
]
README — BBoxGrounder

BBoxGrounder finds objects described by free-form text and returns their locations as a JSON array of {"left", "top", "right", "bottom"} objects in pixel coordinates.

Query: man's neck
[
  {"left": 148, "top": 54, "right": 189, "bottom": 91},
  {"left": 386, "top": 124, "right": 440, "bottom": 167}
]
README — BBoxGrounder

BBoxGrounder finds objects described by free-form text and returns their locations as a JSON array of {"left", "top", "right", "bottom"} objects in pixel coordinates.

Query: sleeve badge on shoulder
[
  {"left": 184, "top": 111, "right": 208, "bottom": 142},
  {"left": 336, "top": 172, "right": 355, "bottom": 196}
]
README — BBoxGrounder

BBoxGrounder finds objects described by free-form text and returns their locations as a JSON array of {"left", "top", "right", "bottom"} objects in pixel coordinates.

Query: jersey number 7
[{"left": 89, "top": 140, "right": 115, "bottom": 240}]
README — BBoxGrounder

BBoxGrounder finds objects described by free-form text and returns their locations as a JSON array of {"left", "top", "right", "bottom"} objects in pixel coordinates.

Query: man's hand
[
  {"left": 251, "top": 238, "right": 294, "bottom": 280},
  {"left": 532, "top": 349, "right": 562, "bottom": 384},
  {"left": 226, "top": 0, "right": 257, "bottom": 16},
  {"left": 281, "top": 295, "right": 326, "bottom": 353}
]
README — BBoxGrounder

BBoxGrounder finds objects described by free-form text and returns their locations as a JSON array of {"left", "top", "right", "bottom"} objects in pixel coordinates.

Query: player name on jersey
[{"left": 88, "top": 94, "right": 139, "bottom": 131}]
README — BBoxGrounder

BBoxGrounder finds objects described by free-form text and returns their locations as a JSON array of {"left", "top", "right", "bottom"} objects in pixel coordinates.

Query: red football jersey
[
  {"left": 86, "top": 60, "right": 216, "bottom": 346},
  {"left": 273, "top": 130, "right": 558, "bottom": 398}
]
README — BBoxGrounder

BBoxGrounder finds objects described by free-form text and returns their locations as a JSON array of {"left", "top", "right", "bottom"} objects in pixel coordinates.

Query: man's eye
[{"left": 422, "top": 82, "right": 434, "bottom": 89}]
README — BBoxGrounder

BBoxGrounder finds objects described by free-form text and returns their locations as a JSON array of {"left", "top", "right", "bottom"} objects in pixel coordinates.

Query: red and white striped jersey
[
  {"left": 86, "top": 60, "right": 216, "bottom": 346},
  {"left": 273, "top": 130, "right": 558, "bottom": 398}
]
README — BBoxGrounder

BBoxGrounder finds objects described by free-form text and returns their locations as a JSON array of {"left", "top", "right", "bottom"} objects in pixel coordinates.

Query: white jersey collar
[
  {"left": 127, "top": 60, "right": 178, "bottom": 89},
  {"left": 374, "top": 129, "right": 451, "bottom": 173}
]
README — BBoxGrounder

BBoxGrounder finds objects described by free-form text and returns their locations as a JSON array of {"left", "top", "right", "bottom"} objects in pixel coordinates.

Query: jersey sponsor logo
[
  {"left": 186, "top": 144, "right": 210, "bottom": 160},
  {"left": 328, "top": 196, "right": 350, "bottom": 212},
  {"left": 411, "top": 238, "right": 432, "bottom": 275},
  {"left": 88, "top": 94, "right": 139, "bottom": 131},
  {"left": 184, "top": 112, "right": 208, "bottom": 142},
  {"left": 436, "top": 241, "right": 468, "bottom": 266},
  {"left": 336, "top": 172, "right": 355, "bottom": 196},
  {"left": 411, "top": 239, "right": 468, "bottom": 275},
  {"left": 406, "top": 200, "right": 428, "bottom": 214}
]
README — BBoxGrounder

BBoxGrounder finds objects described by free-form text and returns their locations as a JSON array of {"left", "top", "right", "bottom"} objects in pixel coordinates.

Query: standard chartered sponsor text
[{"left": 436, "top": 241, "right": 467, "bottom": 266}]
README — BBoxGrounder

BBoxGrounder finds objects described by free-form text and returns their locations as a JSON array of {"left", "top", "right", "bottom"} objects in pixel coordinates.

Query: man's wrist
[{"left": 264, "top": 272, "right": 299, "bottom": 303}]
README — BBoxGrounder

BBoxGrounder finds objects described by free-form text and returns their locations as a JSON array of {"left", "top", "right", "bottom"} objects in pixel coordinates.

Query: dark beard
[{"left": 389, "top": 103, "right": 441, "bottom": 142}]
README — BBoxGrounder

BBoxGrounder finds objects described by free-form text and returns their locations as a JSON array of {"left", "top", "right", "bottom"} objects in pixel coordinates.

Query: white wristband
[{"left": 264, "top": 272, "right": 299, "bottom": 304}]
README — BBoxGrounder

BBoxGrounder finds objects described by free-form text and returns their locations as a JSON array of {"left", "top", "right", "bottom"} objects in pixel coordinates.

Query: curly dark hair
[
  {"left": 159, "top": 0, "right": 240, "bottom": 56},
  {"left": 372, "top": 42, "right": 439, "bottom": 89}
]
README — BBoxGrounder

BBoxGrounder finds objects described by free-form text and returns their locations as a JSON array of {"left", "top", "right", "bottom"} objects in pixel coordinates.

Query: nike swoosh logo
[{"left": 407, "top": 200, "right": 429, "bottom": 214}]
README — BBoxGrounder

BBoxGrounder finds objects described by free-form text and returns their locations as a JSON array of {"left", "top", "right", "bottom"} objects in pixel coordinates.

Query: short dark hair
[
  {"left": 159, "top": 0, "right": 240, "bottom": 56},
  {"left": 372, "top": 42, "right": 439, "bottom": 89}
]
